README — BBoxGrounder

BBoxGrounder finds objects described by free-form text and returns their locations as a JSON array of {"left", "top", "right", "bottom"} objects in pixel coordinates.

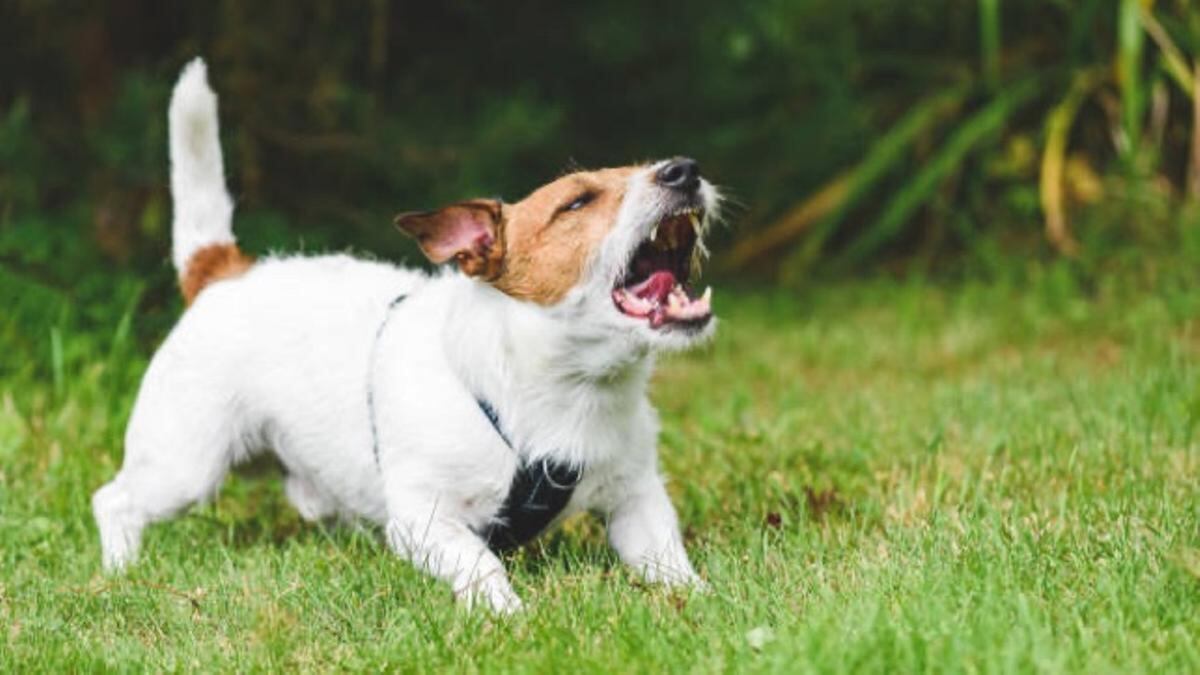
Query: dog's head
[{"left": 396, "top": 158, "right": 720, "bottom": 351}]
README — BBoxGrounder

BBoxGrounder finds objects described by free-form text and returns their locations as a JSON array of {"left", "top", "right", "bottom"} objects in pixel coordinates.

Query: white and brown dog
[{"left": 93, "top": 59, "right": 720, "bottom": 613}]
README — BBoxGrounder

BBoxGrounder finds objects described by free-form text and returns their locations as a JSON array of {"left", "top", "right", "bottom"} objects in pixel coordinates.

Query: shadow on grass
[{"left": 176, "top": 455, "right": 620, "bottom": 585}]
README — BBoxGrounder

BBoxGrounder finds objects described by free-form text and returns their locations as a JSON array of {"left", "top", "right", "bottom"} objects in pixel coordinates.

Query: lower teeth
[{"left": 615, "top": 284, "right": 713, "bottom": 323}]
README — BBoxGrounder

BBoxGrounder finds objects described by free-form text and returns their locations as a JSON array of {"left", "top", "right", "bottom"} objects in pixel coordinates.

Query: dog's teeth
[
  {"left": 650, "top": 224, "right": 659, "bottom": 241},
  {"left": 701, "top": 286, "right": 712, "bottom": 304},
  {"left": 688, "top": 212, "right": 700, "bottom": 233}
]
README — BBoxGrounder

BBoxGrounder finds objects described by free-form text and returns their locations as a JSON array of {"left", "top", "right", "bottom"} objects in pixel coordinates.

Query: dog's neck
[
  {"left": 450, "top": 277, "right": 649, "bottom": 378},
  {"left": 443, "top": 277, "right": 654, "bottom": 465}
]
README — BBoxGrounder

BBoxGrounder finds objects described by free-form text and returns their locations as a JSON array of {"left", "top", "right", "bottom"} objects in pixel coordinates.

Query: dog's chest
[{"left": 455, "top": 393, "right": 650, "bottom": 548}]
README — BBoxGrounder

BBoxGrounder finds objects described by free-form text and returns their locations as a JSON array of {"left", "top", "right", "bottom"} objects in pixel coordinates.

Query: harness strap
[
  {"left": 367, "top": 294, "right": 407, "bottom": 466},
  {"left": 367, "top": 293, "right": 582, "bottom": 553},
  {"left": 475, "top": 399, "right": 582, "bottom": 552}
]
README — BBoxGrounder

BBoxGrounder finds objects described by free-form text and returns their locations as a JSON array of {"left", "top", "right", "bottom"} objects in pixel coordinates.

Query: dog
[{"left": 92, "top": 58, "right": 720, "bottom": 613}]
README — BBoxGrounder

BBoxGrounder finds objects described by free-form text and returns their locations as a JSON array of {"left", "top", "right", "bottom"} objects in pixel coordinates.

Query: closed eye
[{"left": 554, "top": 191, "right": 596, "bottom": 218}]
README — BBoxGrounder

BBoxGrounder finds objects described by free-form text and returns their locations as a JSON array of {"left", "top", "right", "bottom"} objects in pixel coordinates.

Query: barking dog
[{"left": 92, "top": 59, "right": 720, "bottom": 613}]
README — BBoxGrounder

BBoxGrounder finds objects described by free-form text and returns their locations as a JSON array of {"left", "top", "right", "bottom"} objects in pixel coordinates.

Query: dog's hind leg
[
  {"left": 92, "top": 368, "right": 240, "bottom": 570},
  {"left": 284, "top": 473, "right": 337, "bottom": 522},
  {"left": 92, "top": 442, "right": 233, "bottom": 571}
]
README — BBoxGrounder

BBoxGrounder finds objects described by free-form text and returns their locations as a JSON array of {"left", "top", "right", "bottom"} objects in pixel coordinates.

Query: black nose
[{"left": 655, "top": 157, "right": 700, "bottom": 192}]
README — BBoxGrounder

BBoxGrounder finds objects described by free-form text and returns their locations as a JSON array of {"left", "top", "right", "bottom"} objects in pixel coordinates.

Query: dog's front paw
[
  {"left": 636, "top": 555, "right": 707, "bottom": 591},
  {"left": 456, "top": 576, "right": 524, "bottom": 615},
  {"left": 657, "top": 568, "right": 709, "bottom": 592},
  {"left": 684, "top": 575, "right": 712, "bottom": 594}
]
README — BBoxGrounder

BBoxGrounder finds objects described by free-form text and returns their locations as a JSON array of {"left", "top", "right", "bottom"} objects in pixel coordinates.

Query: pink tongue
[{"left": 627, "top": 271, "right": 676, "bottom": 303}]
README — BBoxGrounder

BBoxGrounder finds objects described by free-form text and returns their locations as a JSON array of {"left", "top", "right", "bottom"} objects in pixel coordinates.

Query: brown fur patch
[
  {"left": 493, "top": 167, "right": 637, "bottom": 305},
  {"left": 395, "top": 166, "right": 640, "bottom": 306},
  {"left": 395, "top": 199, "right": 507, "bottom": 279},
  {"left": 180, "top": 243, "right": 254, "bottom": 305}
]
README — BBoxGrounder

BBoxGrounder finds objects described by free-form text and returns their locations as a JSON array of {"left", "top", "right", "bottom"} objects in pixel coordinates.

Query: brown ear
[{"left": 394, "top": 199, "right": 504, "bottom": 278}]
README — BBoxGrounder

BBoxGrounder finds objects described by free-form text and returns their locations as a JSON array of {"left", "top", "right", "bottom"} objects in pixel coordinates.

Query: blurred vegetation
[{"left": 2, "top": 0, "right": 1200, "bottom": 357}]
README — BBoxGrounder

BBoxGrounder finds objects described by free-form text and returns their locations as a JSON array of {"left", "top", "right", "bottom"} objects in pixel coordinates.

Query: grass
[{"left": 1, "top": 266, "right": 1198, "bottom": 672}]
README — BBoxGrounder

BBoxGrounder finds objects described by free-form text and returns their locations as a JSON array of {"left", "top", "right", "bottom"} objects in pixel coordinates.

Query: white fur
[
  {"left": 168, "top": 58, "right": 235, "bottom": 272},
  {"left": 93, "top": 59, "right": 716, "bottom": 613}
]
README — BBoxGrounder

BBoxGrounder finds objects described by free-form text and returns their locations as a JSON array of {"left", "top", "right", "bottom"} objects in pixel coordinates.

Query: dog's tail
[{"left": 168, "top": 57, "right": 252, "bottom": 305}]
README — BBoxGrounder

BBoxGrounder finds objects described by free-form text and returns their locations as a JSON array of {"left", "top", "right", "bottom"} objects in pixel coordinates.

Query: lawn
[{"left": 1, "top": 268, "right": 1198, "bottom": 672}]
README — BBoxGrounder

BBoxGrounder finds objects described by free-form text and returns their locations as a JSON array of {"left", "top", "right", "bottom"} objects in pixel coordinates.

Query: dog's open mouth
[{"left": 612, "top": 208, "right": 712, "bottom": 329}]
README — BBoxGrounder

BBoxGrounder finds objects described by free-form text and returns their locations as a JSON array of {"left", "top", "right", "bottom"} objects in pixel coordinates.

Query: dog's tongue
[
  {"left": 613, "top": 270, "right": 714, "bottom": 327},
  {"left": 627, "top": 271, "right": 675, "bottom": 304}
]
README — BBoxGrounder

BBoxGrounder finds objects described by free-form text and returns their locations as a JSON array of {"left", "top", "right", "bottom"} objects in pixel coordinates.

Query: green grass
[{"left": 2, "top": 269, "right": 1198, "bottom": 672}]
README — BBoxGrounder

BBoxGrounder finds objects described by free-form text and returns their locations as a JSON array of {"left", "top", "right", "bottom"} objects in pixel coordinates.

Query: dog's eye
[{"left": 559, "top": 192, "right": 595, "bottom": 215}]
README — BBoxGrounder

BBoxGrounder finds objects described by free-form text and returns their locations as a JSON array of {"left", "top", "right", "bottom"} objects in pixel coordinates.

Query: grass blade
[{"left": 50, "top": 325, "right": 64, "bottom": 399}]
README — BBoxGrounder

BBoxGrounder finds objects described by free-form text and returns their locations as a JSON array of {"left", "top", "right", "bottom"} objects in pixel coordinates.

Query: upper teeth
[{"left": 650, "top": 210, "right": 702, "bottom": 242}]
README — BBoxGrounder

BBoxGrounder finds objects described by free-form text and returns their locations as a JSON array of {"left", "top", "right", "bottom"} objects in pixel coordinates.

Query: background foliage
[{"left": 5, "top": 2, "right": 1200, "bottom": 314}]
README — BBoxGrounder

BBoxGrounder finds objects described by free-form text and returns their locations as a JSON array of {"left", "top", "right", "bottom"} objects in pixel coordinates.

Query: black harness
[{"left": 367, "top": 294, "right": 582, "bottom": 553}]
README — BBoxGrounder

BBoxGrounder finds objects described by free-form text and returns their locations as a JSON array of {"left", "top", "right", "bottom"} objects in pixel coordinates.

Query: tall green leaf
[
  {"left": 980, "top": 0, "right": 1002, "bottom": 93},
  {"left": 781, "top": 84, "right": 970, "bottom": 281},
  {"left": 833, "top": 78, "right": 1041, "bottom": 269},
  {"left": 1119, "top": 0, "right": 1146, "bottom": 157}
]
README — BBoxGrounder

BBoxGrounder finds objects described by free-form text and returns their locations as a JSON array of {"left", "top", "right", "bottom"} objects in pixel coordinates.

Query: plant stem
[
  {"left": 980, "top": 0, "right": 1002, "bottom": 93},
  {"left": 1118, "top": 0, "right": 1145, "bottom": 158},
  {"left": 1190, "top": 66, "right": 1200, "bottom": 199}
]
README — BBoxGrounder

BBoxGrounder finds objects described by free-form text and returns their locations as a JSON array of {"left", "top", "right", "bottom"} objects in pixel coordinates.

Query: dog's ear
[{"left": 394, "top": 199, "right": 504, "bottom": 278}]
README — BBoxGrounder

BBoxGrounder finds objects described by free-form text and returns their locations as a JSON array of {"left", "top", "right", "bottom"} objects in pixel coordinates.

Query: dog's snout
[{"left": 655, "top": 157, "right": 700, "bottom": 192}]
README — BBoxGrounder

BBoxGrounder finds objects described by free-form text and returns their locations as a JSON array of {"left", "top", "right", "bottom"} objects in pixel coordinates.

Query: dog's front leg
[
  {"left": 606, "top": 472, "right": 703, "bottom": 588},
  {"left": 385, "top": 504, "right": 521, "bottom": 614}
]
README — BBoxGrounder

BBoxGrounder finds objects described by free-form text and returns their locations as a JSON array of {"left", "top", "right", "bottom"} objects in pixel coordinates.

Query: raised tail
[{"left": 168, "top": 58, "right": 251, "bottom": 304}]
